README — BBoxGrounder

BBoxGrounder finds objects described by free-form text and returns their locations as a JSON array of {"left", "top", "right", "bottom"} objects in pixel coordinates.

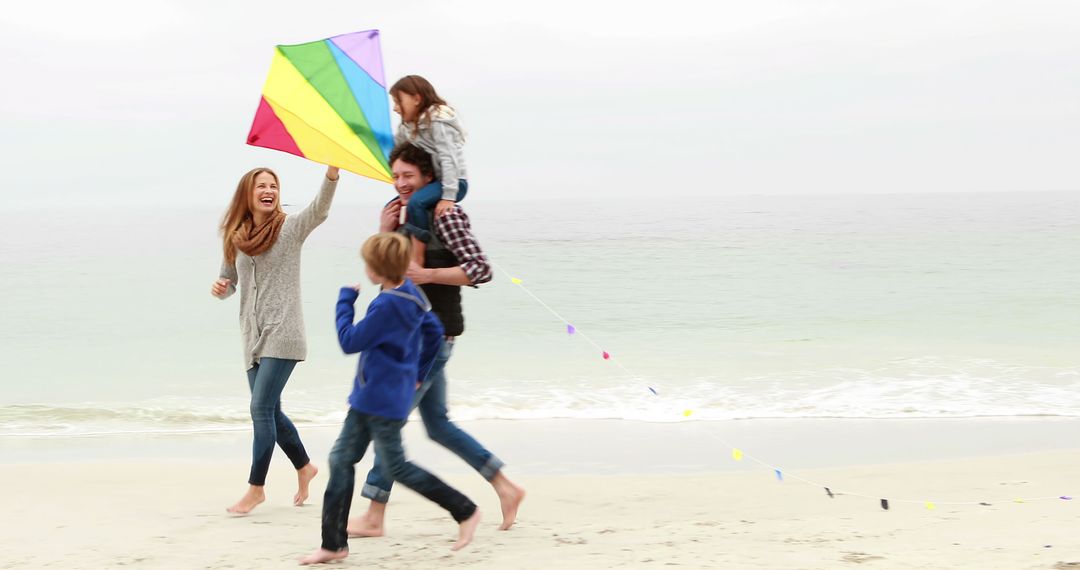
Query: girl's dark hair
[{"left": 389, "top": 75, "right": 448, "bottom": 127}]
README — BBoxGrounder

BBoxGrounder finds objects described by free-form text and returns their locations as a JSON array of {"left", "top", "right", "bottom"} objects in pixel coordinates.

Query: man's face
[{"left": 391, "top": 159, "right": 433, "bottom": 205}]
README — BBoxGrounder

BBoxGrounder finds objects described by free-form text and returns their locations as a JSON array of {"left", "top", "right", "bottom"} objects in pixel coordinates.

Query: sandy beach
[{"left": 3, "top": 418, "right": 1079, "bottom": 569}]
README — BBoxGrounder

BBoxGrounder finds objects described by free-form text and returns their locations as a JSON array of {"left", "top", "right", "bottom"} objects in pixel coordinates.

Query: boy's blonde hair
[{"left": 361, "top": 232, "right": 412, "bottom": 282}]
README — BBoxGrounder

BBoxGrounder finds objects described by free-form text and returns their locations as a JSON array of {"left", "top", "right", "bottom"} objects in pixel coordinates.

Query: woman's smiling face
[{"left": 250, "top": 171, "right": 280, "bottom": 215}]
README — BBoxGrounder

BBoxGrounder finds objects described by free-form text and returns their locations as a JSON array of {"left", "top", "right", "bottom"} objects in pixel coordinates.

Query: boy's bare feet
[
  {"left": 298, "top": 548, "right": 347, "bottom": 565},
  {"left": 451, "top": 509, "right": 481, "bottom": 551},
  {"left": 492, "top": 472, "right": 526, "bottom": 530},
  {"left": 294, "top": 463, "right": 318, "bottom": 506},
  {"left": 346, "top": 502, "right": 386, "bottom": 538},
  {"left": 226, "top": 485, "right": 265, "bottom": 515}
]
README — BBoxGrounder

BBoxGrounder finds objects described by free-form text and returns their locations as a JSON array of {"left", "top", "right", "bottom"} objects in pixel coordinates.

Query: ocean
[{"left": 2, "top": 190, "right": 1078, "bottom": 437}]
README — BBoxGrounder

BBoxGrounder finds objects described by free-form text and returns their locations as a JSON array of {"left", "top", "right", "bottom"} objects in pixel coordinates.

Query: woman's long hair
[
  {"left": 390, "top": 75, "right": 448, "bottom": 129},
  {"left": 220, "top": 168, "right": 281, "bottom": 264}
]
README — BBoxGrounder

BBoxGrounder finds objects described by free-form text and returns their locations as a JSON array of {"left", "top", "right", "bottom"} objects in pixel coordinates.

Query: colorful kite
[{"left": 247, "top": 30, "right": 394, "bottom": 183}]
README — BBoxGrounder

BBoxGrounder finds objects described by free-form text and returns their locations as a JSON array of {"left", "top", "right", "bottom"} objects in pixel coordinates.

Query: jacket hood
[
  {"left": 415, "top": 105, "right": 467, "bottom": 139},
  {"left": 380, "top": 280, "right": 432, "bottom": 325},
  {"left": 425, "top": 104, "right": 456, "bottom": 122}
]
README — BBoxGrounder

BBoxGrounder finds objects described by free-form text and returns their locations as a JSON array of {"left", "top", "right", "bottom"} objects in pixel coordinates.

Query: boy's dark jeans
[
  {"left": 363, "top": 340, "right": 503, "bottom": 503},
  {"left": 320, "top": 409, "right": 477, "bottom": 551}
]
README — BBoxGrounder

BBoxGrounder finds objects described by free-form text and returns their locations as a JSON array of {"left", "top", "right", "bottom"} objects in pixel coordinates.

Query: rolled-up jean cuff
[
  {"left": 454, "top": 503, "right": 479, "bottom": 523},
  {"left": 290, "top": 454, "right": 311, "bottom": 471},
  {"left": 479, "top": 456, "right": 505, "bottom": 481},
  {"left": 361, "top": 483, "right": 391, "bottom": 504}
]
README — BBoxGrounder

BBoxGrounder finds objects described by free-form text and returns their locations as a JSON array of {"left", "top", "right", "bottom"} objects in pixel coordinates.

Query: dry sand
[{"left": 3, "top": 419, "right": 1079, "bottom": 569}]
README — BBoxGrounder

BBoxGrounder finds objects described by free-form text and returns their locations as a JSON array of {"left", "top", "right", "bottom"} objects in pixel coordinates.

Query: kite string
[
  {"left": 490, "top": 259, "right": 1074, "bottom": 507},
  {"left": 489, "top": 261, "right": 638, "bottom": 379}
]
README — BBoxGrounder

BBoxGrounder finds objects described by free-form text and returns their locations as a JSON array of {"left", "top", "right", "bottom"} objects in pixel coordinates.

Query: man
[{"left": 348, "top": 144, "right": 526, "bottom": 538}]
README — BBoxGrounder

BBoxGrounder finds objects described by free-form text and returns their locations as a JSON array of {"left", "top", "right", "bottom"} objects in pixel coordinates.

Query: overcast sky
[{"left": 1, "top": 0, "right": 1077, "bottom": 209}]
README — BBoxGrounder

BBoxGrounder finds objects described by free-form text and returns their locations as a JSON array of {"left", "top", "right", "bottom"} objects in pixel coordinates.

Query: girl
[
  {"left": 211, "top": 164, "right": 339, "bottom": 514},
  {"left": 389, "top": 75, "right": 469, "bottom": 265}
]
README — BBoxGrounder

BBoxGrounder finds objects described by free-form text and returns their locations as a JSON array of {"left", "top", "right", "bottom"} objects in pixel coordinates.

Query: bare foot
[
  {"left": 493, "top": 473, "right": 526, "bottom": 530},
  {"left": 451, "top": 509, "right": 481, "bottom": 551},
  {"left": 226, "top": 485, "right": 265, "bottom": 515},
  {"left": 294, "top": 463, "right": 318, "bottom": 506},
  {"left": 298, "top": 548, "right": 347, "bottom": 565},
  {"left": 346, "top": 511, "right": 385, "bottom": 538}
]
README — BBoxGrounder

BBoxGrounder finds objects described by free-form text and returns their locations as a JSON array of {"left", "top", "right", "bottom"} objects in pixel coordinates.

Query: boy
[{"left": 300, "top": 233, "right": 481, "bottom": 566}]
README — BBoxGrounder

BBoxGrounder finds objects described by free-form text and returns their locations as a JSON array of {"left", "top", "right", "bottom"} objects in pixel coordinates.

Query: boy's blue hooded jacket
[{"left": 335, "top": 279, "right": 444, "bottom": 420}]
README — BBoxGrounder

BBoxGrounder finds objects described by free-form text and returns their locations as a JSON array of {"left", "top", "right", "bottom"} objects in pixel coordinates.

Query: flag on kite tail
[{"left": 247, "top": 29, "right": 394, "bottom": 183}]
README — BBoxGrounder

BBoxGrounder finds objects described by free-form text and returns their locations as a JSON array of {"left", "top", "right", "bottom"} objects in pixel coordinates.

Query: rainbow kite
[{"left": 247, "top": 30, "right": 394, "bottom": 183}]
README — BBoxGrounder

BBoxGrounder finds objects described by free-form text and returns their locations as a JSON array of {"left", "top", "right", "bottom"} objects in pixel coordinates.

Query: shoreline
[{"left": 5, "top": 416, "right": 1079, "bottom": 470}]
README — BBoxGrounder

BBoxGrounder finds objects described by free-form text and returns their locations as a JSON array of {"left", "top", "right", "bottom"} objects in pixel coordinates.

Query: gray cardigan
[{"left": 218, "top": 175, "right": 338, "bottom": 369}]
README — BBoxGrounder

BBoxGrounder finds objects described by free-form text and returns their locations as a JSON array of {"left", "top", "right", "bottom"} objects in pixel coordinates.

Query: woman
[{"left": 211, "top": 164, "right": 339, "bottom": 514}]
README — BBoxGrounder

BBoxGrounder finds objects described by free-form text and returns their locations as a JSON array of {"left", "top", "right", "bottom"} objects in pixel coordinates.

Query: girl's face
[
  {"left": 393, "top": 91, "right": 423, "bottom": 123},
  {"left": 250, "top": 172, "right": 279, "bottom": 216}
]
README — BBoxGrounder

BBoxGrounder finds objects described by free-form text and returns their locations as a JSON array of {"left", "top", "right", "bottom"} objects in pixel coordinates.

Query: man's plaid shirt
[{"left": 432, "top": 206, "right": 493, "bottom": 285}]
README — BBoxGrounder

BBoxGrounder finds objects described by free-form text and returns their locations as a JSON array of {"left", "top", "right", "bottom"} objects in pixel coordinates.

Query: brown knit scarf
[{"left": 232, "top": 211, "right": 286, "bottom": 258}]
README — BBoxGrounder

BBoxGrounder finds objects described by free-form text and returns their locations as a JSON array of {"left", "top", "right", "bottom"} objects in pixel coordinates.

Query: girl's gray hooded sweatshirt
[{"left": 395, "top": 105, "right": 469, "bottom": 201}]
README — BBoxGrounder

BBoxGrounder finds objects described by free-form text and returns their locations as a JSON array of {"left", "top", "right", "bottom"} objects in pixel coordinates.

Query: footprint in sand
[
  {"left": 115, "top": 557, "right": 152, "bottom": 566},
  {"left": 842, "top": 552, "right": 885, "bottom": 564}
]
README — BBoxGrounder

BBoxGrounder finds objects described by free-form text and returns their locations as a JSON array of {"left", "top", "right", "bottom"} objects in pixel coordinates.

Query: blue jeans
[
  {"left": 402, "top": 179, "right": 468, "bottom": 242},
  {"left": 320, "top": 409, "right": 477, "bottom": 551},
  {"left": 361, "top": 340, "right": 504, "bottom": 503},
  {"left": 245, "top": 357, "right": 310, "bottom": 486}
]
